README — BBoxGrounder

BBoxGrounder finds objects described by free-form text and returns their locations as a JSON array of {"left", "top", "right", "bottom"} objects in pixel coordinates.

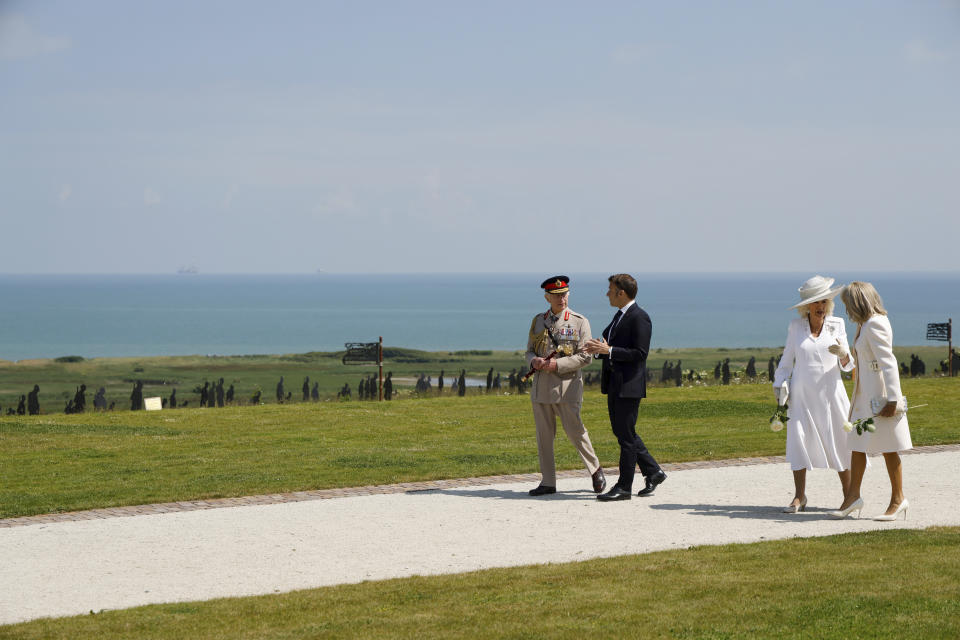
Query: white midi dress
[
  {"left": 773, "top": 316, "right": 854, "bottom": 471},
  {"left": 848, "top": 314, "right": 912, "bottom": 454}
]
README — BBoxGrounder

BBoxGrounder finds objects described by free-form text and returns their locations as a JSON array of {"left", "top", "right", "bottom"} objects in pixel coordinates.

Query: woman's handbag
[{"left": 870, "top": 395, "right": 907, "bottom": 416}]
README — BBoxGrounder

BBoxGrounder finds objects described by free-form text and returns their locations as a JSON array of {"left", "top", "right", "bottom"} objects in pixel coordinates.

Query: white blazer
[{"left": 848, "top": 314, "right": 912, "bottom": 454}]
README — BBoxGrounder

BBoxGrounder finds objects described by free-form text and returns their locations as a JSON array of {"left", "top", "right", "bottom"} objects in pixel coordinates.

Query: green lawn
[
  {"left": 2, "top": 377, "right": 957, "bottom": 519},
  {"left": 3, "top": 526, "right": 957, "bottom": 639},
  {"left": 2, "top": 361, "right": 957, "bottom": 637}
]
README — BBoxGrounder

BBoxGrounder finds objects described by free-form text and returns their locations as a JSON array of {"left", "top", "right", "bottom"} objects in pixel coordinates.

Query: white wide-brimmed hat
[{"left": 790, "top": 275, "right": 844, "bottom": 309}]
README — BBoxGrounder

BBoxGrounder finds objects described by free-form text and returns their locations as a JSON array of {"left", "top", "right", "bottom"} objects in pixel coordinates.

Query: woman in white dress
[
  {"left": 832, "top": 281, "right": 912, "bottom": 521},
  {"left": 773, "top": 276, "right": 854, "bottom": 513}
]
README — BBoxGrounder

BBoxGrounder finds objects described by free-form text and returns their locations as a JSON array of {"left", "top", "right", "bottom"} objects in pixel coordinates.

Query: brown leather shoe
[{"left": 592, "top": 469, "right": 607, "bottom": 493}]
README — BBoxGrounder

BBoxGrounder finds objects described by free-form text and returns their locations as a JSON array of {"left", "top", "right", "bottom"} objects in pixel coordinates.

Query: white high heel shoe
[
  {"left": 782, "top": 497, "right": 807, "bottom": 513},
  {"left": 830, "top": 497, "right": 864, "bottom": 519},
  {"left": 873, "top": 499, "right": 909, "bottom": 521}
]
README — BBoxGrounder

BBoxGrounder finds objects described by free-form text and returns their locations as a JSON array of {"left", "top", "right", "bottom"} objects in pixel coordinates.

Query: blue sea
[{"left": 0, "top": 273, "right": 957, "bottom": 361}]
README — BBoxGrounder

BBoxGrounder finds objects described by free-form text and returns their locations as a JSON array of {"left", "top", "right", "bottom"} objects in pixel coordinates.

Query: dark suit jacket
[{"left": 598, "top": 303, "right": 652, "bottom": 399}]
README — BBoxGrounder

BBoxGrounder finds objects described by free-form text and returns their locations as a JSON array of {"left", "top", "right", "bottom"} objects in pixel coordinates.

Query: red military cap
[{"left": 540, "top": 275, "right": 570, "bottom": 294}]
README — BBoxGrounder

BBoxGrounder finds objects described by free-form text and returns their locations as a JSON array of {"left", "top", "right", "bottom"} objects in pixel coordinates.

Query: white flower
[
  {"left": 843, "top": 421, "right": 854, "bottom": 433},
  {"left": 770, "top": 420, "right": 784, "bottom": 432}
]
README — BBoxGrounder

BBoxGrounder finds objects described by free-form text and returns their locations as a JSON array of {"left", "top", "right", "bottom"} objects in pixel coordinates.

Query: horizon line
[{"left": 3, "top": 269, "right": 960, "bottom": 277}]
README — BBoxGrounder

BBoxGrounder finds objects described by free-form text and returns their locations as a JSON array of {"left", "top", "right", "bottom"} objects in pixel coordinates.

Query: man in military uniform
[{"left": 525, "top": 275, "right": 606, "bottom": 496}]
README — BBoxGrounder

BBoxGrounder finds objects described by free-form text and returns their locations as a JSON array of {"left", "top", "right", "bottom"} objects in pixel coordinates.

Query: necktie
[
  {"left": 610, "top": 311, "right": 623, "bottom": 331},
  {"left": 609, "top": 310, "right": 623, "bottom": 338}
]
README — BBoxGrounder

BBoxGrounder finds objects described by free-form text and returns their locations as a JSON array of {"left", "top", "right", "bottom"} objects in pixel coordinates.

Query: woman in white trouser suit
[
  {"left": 832, "top": 281, "right": 912, "bottom": 521},
  {"left": 773, "top": 276, "right": 855, "bottom": 513}
]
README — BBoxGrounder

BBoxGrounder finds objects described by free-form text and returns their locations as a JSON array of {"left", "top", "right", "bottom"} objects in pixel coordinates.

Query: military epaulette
[{"left": 566, "top": 310, "right": 583, "bottom": 320}]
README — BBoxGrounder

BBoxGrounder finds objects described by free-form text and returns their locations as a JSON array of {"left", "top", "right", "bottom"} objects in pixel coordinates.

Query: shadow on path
[
  {"left": 651, "top": 502, "right": 839, "bottom": 522},
  {"left": 418, "top": 488, "right": 599, "bottom": 501}
]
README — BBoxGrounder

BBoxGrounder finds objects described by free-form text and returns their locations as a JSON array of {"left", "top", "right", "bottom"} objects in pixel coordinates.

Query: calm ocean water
[{"left": 0, "top": 273, "right": 957, "bottom": 361}]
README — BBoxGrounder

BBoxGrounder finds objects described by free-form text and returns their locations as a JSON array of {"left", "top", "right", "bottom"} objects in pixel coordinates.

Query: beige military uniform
[{"left": 525, "top": 307, "right": 601, "bottom": 486}]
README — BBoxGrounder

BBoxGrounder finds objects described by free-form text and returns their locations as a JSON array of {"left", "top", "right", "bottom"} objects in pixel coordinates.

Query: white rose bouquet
[
  {"left": 843, "top": 417, "right": 875, "bottom": 435},
  {"left": 769, "top": 403, "right": 788, "bottom": 432}
]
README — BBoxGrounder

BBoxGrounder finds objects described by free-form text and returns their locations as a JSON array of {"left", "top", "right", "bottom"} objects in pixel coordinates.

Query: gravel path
[{"left": 2, "top": 448, "right": 958, "bottom": 625}]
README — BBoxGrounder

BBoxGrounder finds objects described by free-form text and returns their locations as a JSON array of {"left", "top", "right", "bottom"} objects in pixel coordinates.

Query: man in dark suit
[{"left": 585, "top": 273, "right": 667, "bottom": 501}]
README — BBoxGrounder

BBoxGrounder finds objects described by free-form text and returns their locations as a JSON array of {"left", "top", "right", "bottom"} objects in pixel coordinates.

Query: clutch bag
[{"left": 871, "top": 395, "right": 907, "bottom": 416}]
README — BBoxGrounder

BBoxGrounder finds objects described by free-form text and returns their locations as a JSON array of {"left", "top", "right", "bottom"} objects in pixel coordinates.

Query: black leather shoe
[
  {"left": 529, "top": 485, "right": 556, "bottom": 496},
  {"left": 637, "top": 470, "right": 667, "bottom": 496},
  {"left": 596, "top": 485, "right": 632, "bottom": 501},
  {"left": 592, "top": 469, "right": 607, "bottom": 494}
]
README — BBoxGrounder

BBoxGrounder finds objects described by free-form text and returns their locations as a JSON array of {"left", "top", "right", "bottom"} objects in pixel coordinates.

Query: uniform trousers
[{"left": 532, "top": 401, "right": 601, "bottom": 487}]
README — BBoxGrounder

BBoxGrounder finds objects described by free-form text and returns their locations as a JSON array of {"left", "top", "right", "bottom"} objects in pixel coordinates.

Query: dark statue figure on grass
[
  {"left": 27, "top": 385, "right": 41, "bottom": 415},
  {"left": 384, "top": 372, "right": 393, "bottom": 400},
  {"left": 130, "top": 381, "right": 144, "bottom": 411},
  {"left": 92, "top": 387, "right": 107, "bottom": 411},
  {"left": 73, "top": 384, "right": 87, "bottom": 413},
  {"left": 941, "top": 348, "right": 960, "bottom": 376},
  {"left": 909, "top": 354, "right": 926, "bottom": 377}
]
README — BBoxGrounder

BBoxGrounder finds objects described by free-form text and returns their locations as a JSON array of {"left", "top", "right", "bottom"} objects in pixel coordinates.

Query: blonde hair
[
  {"left": 797, "top": 298, "right": 835, "bottom": 318},
  {"left": 840, "top": 281, "right": 887, "bottom": 324}
]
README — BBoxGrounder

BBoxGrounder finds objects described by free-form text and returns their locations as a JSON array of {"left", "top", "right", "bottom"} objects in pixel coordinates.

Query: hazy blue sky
[{"left": 2, "top": 1, "right": 958, "bottom": 274}]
